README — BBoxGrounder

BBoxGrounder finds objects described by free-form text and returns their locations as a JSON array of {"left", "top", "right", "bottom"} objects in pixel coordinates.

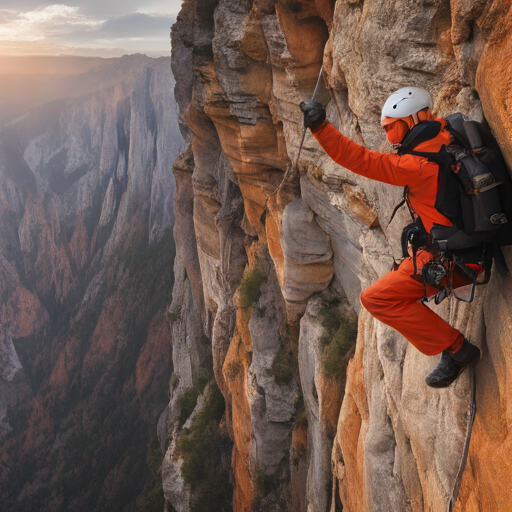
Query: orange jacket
[{"left": 311, "top": 119, "right": 453, "bottom": 233}]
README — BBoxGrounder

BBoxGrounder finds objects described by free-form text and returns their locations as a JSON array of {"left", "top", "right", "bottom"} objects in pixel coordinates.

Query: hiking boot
[
  {"left": 425, "top": 339, "right": 480, "bottom": 388},
  {"left": 450, "top": 338, "right": 481, "bottom": 366}
]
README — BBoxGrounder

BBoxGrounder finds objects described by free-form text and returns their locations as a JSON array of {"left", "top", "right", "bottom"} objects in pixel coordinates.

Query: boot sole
[{"left": 426, "top": 366, "right": 465, "bottom": 389}]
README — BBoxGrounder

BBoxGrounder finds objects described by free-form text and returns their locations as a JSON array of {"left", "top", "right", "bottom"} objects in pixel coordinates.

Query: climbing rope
[
  {"left": 272, "top": 63, "right": 330, "bottom": 202},
  {"left": 294, "top": 63, "right": 325, "bottom": 170},
  {"left": 447, "top": 362, "right": 477, "bottom": 512}
]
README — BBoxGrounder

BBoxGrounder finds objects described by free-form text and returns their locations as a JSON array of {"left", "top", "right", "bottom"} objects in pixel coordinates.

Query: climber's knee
[
  {"left": 360, "top": 278, "right": 401, "bottom": 316},
  {"left": 360, "top": 287, "right": 377, "bottom": 314}
]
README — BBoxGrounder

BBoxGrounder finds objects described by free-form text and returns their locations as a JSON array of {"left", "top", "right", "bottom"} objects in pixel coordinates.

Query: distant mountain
[
  {"left": 0, "top": 54, "right": 184, "bottom": 511},
  {"left": 0, "top": 54, "right": 170, "bottom": 126},
  {"left": 0, "top": 56, "right": 107, "bottom": 75}
]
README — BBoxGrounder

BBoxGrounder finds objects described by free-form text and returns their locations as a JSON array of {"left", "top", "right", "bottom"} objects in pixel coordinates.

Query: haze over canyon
[
  {"left": 0, "top": 53, "right": 183, "bottom": 511},
  {"left": 1, "top": 1, "right": 512, "bottom": 512}
]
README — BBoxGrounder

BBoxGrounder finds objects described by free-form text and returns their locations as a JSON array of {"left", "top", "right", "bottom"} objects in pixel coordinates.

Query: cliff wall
[
  {"left": 0, "top": 55, "right": 184, "bottom": 511},
  {"left": 166, "top": 1, "right": 512, "bottom": 511}
]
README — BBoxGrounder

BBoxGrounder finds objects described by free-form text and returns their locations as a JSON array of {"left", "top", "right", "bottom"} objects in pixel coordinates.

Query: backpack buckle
[
  {"left": 451, "top": 162, "right": 461, "bottom": 174},
  {"left": 491, "top": 213, "right": 508, "bottom": 225},
  {"left": 454, "top": 149, "right": 468, "bottom": 161},
  {"left": 446, "top": 145, "right": 468, "bottom": 161}
]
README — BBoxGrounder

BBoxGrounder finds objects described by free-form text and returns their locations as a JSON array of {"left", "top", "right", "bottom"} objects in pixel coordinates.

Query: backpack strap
[
  {"left": 388, "top": 186, "right": 413, "bottom": 225},
  {"left": 398, "top": 149, "right": 453, "bottom": 168},
  {"left": 493, "top": 244, "right": 511, "bottom": 276},
  {"left": 444, "top": 113, "right": 471, "bottom": 148},
  {"left": 397, "top": 121, "right": 442, "bottom": 155},
  {"left": 397, "top": 143, "right": 461, "bottom": 225}
]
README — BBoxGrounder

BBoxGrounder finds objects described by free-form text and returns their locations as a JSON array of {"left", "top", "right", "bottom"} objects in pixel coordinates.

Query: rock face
[
  {"left": 0, "top": 55, "right": 184, "bottom": 510},
  {"left": 167, "top": 1, "right": 512, "bottom": 511}
]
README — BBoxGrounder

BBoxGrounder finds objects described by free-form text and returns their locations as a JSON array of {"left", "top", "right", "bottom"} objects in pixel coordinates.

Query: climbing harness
[{"left": 447, "top": 363, "right": 477, "bottom": 512}]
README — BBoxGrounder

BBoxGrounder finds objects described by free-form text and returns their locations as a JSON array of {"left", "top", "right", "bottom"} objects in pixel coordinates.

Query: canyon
[
  {"left": 0, "top": 54, "right": 183, "bottom": 511},
  {"left": 164, "top": 1, "right": 512, "bottom": 511}
]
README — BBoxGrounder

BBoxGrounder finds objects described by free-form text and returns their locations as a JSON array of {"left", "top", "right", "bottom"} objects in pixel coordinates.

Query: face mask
[{"left": 384, "top": 119, "right": 409, "bottom": 145}]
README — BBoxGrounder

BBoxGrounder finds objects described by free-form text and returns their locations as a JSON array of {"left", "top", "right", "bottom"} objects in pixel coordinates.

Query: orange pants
[{"left": 360, "top": 251, "right": 464, "bottom": 356}]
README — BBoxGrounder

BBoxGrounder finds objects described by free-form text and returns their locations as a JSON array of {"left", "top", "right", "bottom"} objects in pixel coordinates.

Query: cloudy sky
[{"left": 0, "top": 1, "right": 184, "bottom": 56}]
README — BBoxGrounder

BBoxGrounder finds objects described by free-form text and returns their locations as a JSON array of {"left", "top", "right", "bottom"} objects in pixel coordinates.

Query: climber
[{"left": 299, "top": 87, "right": 486, "bottom": 388}]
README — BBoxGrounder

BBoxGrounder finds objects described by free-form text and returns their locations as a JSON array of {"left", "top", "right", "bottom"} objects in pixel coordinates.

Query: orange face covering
[
  {"left": 382, "top": 108, "right": 435, "bottom": 145},
  {"left": 384, "top": 119, "right": 410, "bottom": 144}
]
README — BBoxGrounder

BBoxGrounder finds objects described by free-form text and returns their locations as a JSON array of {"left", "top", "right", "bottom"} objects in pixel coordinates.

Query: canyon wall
[
  {"left": 0, "top": 55, "right": 184, "bottom": 511},
  {"left": 166, "top": 1, "right": 512, "bottom": 511}
]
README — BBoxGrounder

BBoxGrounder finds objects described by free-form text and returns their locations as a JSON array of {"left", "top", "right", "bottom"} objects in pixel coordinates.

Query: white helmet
[{"left": 381, "top": 86, "right": 432, "bottom": 125}]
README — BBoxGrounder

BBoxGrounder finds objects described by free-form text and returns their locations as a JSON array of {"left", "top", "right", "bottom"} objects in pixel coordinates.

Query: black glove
[{"left": 299, "top": 100, "right": 326, "bottom": 130}]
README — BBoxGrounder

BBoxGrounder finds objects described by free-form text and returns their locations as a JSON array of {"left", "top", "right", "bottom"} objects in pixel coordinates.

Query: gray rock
[{"left": 169, "top": 0, "right": 512, "bottom": 510}]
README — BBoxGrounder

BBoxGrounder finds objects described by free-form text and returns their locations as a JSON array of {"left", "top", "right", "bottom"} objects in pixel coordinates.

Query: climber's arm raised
[
  {"left": 299, "top": 100, "right": 424, "bottom": 188},
  {"left": 311, "top": 120, "right": 423, "bottom": 188}
]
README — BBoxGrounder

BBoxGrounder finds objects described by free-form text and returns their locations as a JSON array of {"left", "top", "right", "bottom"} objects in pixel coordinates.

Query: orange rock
[
  {"left": 314, "top": 0, "right": 336, "bottom": 27},
  {"left": 476, "top": 6, "right": 512, "bottom": 166},
  {"left": 454, "top": 296, "right": 512, "bottom": 512},
  {"left": 292, "top": 419, "right": 308, "bottom": 458},
  {"left": 241, "top": 7, "right": 268, "bottom": 62},
  {"left": 224, "top": 314, "right": 255, "bottom": 511},
  {"left": 332, "top": 310, "right": 369, "bottom": 512},
  {"left": 438, "top": 29, "right": 455, "bottom": 58}
]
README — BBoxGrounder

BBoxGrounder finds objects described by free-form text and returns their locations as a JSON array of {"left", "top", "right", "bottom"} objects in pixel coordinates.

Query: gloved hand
[{"left": 299, "top": 100, "right": 326, "bottom": 130}]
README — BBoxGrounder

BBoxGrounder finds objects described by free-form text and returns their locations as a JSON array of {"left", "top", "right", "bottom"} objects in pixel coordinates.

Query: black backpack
[
  {"left": 390, "top": 114, "right": 512, "bottom": 296},
  {"left": 397, "top": 113, "right": 512, "bottom": 246}
]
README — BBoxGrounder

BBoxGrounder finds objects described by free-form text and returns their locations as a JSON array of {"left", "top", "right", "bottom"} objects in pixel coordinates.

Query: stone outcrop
[
  {"left": 167, "top": 0, "right": 512, "bottom": 511},
  {"left": 0, "top": 55, "right": 184, "bottom": 511}
]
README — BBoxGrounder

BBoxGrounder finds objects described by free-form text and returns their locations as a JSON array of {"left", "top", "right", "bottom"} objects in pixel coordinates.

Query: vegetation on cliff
[
  {"left": 238, "top": 269, "right": 268, "bottom": 312},
  {"left": 176, "top": 382, "right": 233, "bottom": 512},
  {"left": 177, "top": 372, "right": 212, "bottom": 427},
  {"left": 319, "top": 299, "right": 358, "bottom": 382}
]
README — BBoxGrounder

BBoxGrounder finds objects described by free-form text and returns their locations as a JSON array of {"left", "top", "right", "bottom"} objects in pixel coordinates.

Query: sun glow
[
  {"left": 0, "top": 5, "right": 102, "bottom": 44},
  {"left": 0, "top": 3, "right": 180, "bottom": 57}
]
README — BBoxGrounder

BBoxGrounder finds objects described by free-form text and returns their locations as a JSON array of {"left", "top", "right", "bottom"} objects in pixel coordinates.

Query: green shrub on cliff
[
  {"left": 239, "top": 268, "right": 267, "bottom": 311},
  {"left": 319, "top": 299, "right": 358, "bottom": 380},
  {"left": 271, "top": 338, "right": 294, "bottom": 385},
  {"left": 254, "top": 467, "right": 274, "bottom": 499},
  {"left": 176, "top": 383, "right": 232, "bottom": 512},
  {"left": 178, "top": 388, "right": 200, "bottom": 427},
  {"left": 177, "top": 372, "right": 213, "bottom": 427}
]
